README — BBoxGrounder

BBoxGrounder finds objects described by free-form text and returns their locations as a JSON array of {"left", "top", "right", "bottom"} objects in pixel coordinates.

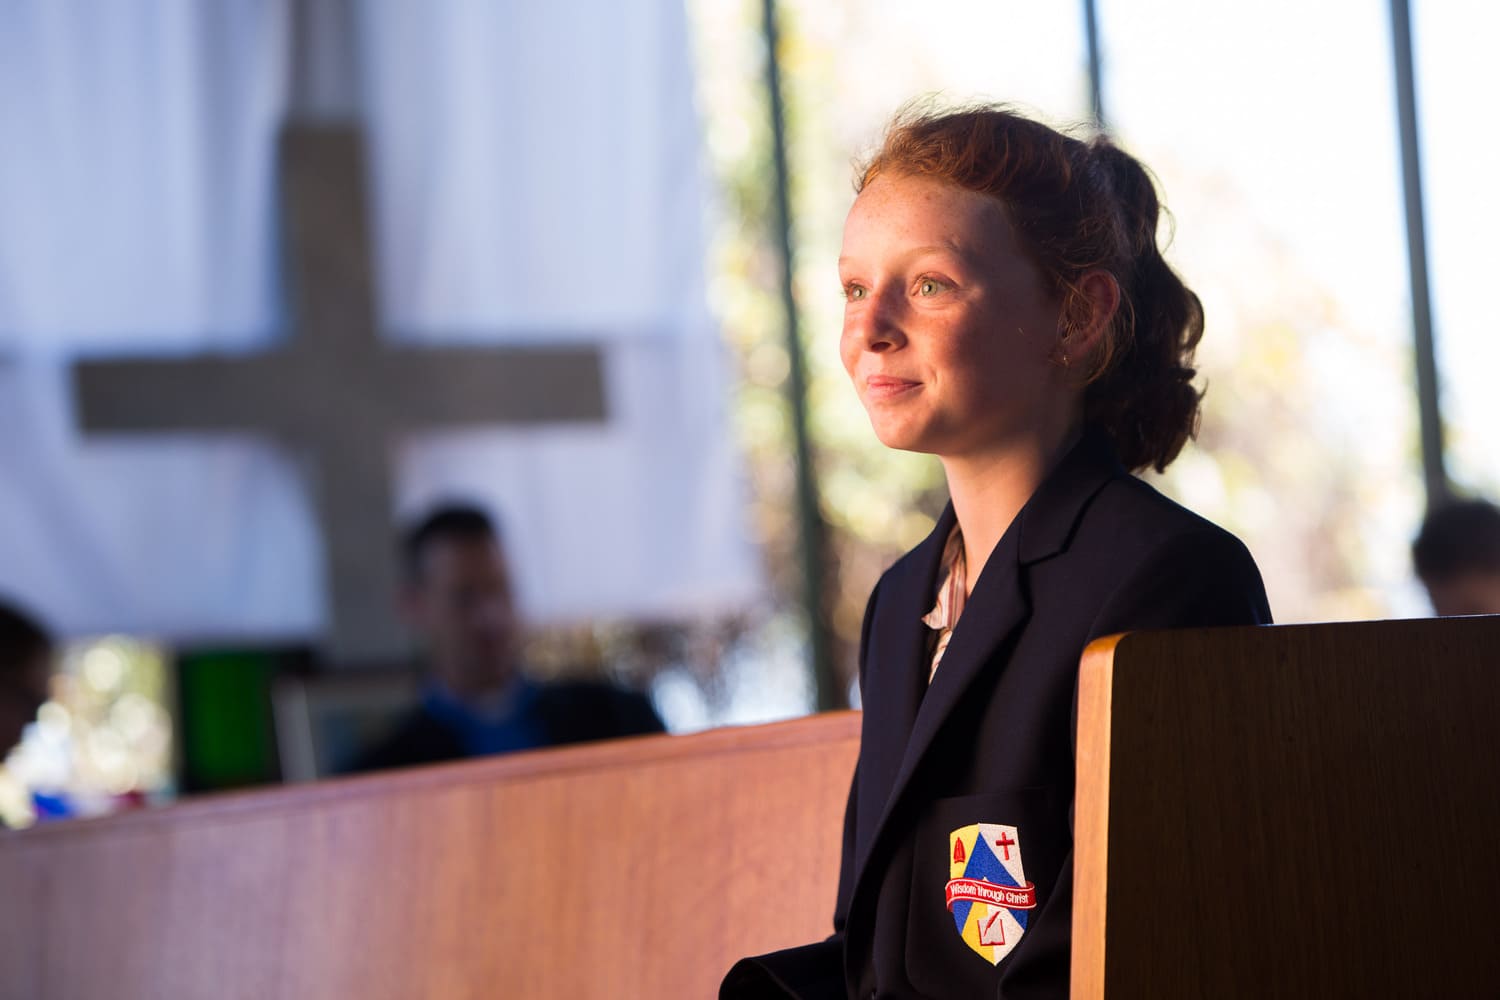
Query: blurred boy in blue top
[{"left": 348, "top": 504, "right": 663, "bottom": 772}]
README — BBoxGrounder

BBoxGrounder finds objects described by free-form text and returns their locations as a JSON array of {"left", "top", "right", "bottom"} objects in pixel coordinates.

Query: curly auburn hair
[{"left": 856, "top": 102, "right": 1204, "bottom": 473}]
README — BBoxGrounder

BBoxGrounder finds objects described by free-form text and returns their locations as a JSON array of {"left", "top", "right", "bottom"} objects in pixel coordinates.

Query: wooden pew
[
  {"left": 18, "top": 618, "right": 1493, "bottom": 999},
  {"left": 1073, "top": 617, "right": 1500, "bottom": 998},
  {"left": 0, "top": 711, "right": 859, "bottom": 999}
]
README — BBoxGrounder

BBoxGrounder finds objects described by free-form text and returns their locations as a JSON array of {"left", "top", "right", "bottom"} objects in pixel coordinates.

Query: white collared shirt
[{"left": 921, "top": 525, "right": 968, "bottom": 681}]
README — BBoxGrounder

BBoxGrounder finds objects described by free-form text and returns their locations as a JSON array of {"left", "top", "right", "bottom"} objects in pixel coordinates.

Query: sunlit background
[{"left": 2, "top": 0, "right": 1492, "bottom": 827}]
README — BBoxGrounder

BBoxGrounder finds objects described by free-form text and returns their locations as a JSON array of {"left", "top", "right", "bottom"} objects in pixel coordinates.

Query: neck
[{"left": 941, "top": 421, "right": 1083, "bottom": 591}]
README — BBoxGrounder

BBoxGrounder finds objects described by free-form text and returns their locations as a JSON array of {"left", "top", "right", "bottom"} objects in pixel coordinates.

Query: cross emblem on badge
[{"left": 994, "top": 832, "right": 1017, "bottom": 860}]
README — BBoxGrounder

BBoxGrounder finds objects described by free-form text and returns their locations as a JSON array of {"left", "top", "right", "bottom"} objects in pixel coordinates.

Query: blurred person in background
[
  {"left": 1412, "top": 497, "right": 1500, "bottom": 616},
  {"left": 0, "top": 598, "right": 52, "bottom": 761},
  {"left": 346, "top": 503, "right": 664, "bottom": 772}
]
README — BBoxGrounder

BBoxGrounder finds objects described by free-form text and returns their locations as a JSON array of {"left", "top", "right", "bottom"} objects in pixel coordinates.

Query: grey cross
[{"left": 71, "top": 124, "right": 607, "bottom": 663}]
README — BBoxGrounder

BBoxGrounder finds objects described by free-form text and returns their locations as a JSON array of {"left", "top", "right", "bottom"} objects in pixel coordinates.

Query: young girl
[{"left": 723, "top": 104, "right": 1272, "bottom": 999}]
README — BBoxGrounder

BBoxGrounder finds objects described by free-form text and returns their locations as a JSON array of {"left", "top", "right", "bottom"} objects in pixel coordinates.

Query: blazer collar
[
  {"left": 1015, "top": 427, "right": 1126, "bottom": 565},
  {"left": 864, "top": 426, "right": 1122, "bottom": 636}
]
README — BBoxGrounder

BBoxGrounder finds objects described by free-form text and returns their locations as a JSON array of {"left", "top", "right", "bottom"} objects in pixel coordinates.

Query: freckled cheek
[{"left": 838, "top": 330, "right": 861, "bottom": 380}]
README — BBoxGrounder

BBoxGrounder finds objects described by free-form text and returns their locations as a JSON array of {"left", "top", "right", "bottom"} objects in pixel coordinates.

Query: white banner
[{"left": 0, "top": 0, "right": 759, "bottom": 644}]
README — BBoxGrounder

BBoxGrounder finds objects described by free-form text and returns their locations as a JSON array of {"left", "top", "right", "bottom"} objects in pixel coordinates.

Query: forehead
[{"left": 842, "top": 173, "right": 1012, "bottom": 257}]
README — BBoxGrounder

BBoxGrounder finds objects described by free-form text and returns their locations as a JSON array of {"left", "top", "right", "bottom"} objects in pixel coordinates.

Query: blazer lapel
[
  {"left": 853, "top": 505, "right": 953, "bottom": 869},
  {"left": 864, "top": 524, "right": 1029, "bottom": 851},
  {"left": 849, "top": 430, "right": 1125, "bottom": 899}
]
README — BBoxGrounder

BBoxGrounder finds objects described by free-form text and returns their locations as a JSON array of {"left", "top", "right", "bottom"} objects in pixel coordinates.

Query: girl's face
[{"left": 838, "top": 173, "right": 1075, "bottom": 463}]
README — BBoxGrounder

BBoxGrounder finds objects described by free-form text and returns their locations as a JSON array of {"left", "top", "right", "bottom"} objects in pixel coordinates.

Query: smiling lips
[{"left": 864, "top": 375, "right": 921, "bottom": 400}]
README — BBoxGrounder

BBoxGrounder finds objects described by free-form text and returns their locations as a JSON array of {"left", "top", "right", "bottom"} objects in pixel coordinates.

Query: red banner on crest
[{"left": 944, "top": 878, "right": 1037, "bottom": 911}]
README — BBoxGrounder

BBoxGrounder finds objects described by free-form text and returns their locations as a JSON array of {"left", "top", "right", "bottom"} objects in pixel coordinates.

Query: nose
[{"left": 844, "top": 285, "right": 906, "bottom": 354}]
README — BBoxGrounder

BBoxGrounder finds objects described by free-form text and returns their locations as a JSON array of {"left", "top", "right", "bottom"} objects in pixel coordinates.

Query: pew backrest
[
  {"left": 0, "top": 711, "right": 860, "bottom": 1000},
  {"left": 1073, "top": 617, "right": 1500, "bottom": 998}
]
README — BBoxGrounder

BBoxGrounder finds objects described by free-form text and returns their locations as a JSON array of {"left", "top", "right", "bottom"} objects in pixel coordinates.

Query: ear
[{"left": 1057, "top": 270, "right": 1121, "bottom": 370}]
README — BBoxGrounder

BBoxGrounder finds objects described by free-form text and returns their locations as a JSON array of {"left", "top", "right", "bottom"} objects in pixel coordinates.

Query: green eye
[
  {"left": 918, "top": 279, "right": 941, "bottom": 296},
  {"left": 846, "top": 284, "right": 866, "bottom": 301}
]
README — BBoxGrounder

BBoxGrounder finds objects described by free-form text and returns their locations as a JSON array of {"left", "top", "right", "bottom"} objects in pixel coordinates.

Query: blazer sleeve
[{"left": 997, "top": 527, "right": 1272, "bottom": 1000}]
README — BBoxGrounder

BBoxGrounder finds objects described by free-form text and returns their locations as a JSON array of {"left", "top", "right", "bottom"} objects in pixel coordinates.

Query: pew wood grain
[
  {"left": 0, "top": 711, "right": 860, "bottom": 1000},
  {"left": 1073, "top": 617, "right": 1500, "bottom": 998}
]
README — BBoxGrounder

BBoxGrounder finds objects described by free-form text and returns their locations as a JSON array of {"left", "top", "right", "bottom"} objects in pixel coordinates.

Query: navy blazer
[{"left": 724, "top": 432, "right": 1272, "bottom": 999}]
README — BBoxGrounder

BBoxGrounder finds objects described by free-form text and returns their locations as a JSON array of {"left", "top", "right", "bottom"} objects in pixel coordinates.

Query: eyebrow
[{"left": 838, "top": 242, "right": 974, "bottom": 269}]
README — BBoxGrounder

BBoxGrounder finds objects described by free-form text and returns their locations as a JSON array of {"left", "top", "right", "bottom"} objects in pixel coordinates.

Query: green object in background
[{"left": 176, "top": 649, "right": 282, "bottom": 791}]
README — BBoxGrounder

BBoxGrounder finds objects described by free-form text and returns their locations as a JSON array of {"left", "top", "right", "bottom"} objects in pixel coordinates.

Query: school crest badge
[{"left": 946, "top": 823, "right": 1037, "bottom": 965}]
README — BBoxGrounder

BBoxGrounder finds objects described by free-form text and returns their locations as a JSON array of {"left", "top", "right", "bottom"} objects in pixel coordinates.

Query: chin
[{"left": 868, "top": 420, "right": 938, "bottom": 455}]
